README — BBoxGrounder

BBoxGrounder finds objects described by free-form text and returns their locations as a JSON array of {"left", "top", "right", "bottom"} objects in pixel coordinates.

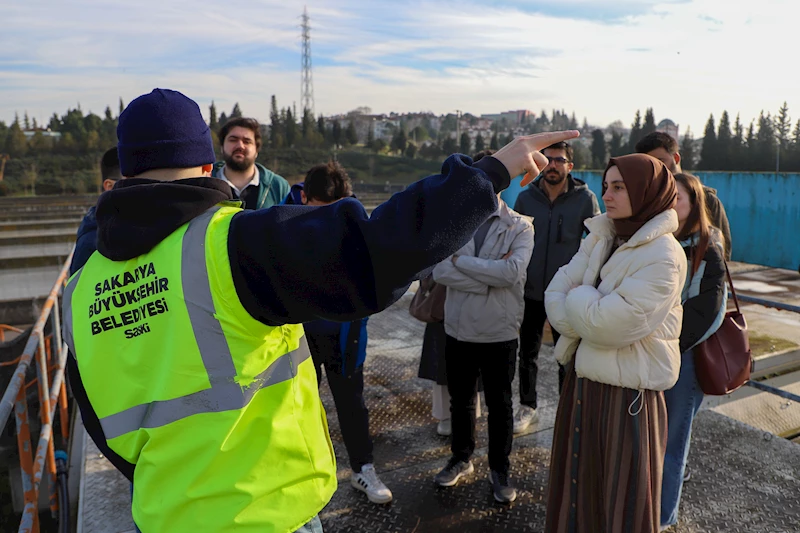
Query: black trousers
[
  {"left": 519, "top": 298, "right": 564, "bottom": 410},
  {"left": 307, "top": 332, "right": 373, "bottom": 472},
  {"left": 445, "top": 335, "right": 517, "bottom": 476}
]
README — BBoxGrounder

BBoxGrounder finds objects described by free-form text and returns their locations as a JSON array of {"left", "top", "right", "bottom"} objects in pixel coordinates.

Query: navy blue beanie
[{"left": 117, "top": 88, "right": 215, "bottom": 177}]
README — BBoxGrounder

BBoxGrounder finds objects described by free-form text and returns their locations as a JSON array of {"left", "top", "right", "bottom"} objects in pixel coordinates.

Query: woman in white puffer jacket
[{"left": 543, "top": 154, "right": 687, "bottom": 533}]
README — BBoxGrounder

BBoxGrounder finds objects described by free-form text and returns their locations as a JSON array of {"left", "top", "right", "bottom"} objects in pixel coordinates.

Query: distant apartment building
[{"left": 480, "top": 110, "right": 534, "bottom": 127}]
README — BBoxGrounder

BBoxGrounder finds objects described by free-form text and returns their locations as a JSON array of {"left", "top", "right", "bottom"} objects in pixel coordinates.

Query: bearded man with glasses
[{"left": 511, "top": 141, "right": 600, "bottom": 434}]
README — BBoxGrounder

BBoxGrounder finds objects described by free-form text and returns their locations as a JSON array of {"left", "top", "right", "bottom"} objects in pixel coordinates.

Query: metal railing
[
  {"left": 0, "top": 251, "right": 73, "bottom": 533},
  {"left": 741, "top": 291, "right": 800, "bottom": 403}
]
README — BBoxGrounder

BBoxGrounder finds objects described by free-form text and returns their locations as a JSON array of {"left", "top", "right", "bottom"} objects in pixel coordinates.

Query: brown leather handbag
[
  {"left": 409, "top": 273, "right": 446, "bottom": 323},
  {"left": 693, "top": 262, "right": 753, "bottom": 395}
]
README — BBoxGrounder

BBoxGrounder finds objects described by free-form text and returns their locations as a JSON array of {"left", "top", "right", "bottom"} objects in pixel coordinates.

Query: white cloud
[{"left": 2, "top": 0, "right": 800, "bottom": 137}]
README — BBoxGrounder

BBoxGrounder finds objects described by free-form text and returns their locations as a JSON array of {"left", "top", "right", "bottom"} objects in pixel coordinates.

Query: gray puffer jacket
[
  {"left": 513, "top": 175, "right": 600, "bottom": 301},
  {"left": 433, "top": 200, "right": 534, "bottom": 343}
]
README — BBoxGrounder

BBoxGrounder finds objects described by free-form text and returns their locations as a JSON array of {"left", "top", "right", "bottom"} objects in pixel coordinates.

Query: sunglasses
[{"left": 546, "top": 156, "right": 570, "bottom": 165}]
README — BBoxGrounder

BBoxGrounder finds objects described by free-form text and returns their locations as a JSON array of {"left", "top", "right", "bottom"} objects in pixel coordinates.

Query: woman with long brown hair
[
  {"left": 660, "top": 173, "right": 727, "bottom": 530},
  {"left": 544, "top": 154, "right": 687, "bottom": 532}
]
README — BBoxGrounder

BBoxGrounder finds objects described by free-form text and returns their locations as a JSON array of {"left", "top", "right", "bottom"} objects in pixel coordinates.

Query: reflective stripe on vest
[{"left": 63, "top": 207, "right": 311, "bottom": 440}]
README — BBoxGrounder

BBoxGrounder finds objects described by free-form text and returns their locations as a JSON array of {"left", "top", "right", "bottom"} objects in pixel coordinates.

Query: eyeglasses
[{"left": 546, "top": 156, "right": 570, "bottom": 165}]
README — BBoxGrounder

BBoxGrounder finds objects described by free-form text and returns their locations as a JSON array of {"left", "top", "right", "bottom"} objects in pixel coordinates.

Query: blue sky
[{"left": 2, "top": 0, "right": 799, "bottom": 137}]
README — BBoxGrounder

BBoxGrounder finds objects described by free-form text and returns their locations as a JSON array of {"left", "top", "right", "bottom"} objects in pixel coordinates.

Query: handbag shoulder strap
[{"left": 722, "top": 260, "right": 741, "bottom": 314}]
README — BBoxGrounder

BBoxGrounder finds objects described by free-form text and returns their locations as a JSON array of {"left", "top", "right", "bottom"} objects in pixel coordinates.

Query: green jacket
[{"left": 212, "top": 162, "right": 290, "bottom": 210}]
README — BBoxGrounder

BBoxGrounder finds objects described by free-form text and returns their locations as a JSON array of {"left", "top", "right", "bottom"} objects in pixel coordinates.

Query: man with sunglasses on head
[{"left": 511, "top": 141, "right": 600, "bottom": 434}]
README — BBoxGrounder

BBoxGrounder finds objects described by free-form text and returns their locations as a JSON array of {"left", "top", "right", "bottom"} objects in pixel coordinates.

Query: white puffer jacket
[{"left": 544, "top": 210, "right": 687, "bottom": 391}]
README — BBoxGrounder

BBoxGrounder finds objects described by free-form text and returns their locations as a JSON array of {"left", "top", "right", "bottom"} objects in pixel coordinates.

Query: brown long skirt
[{"left": 545, "top": 362, "right": 667, "bottom": 533}]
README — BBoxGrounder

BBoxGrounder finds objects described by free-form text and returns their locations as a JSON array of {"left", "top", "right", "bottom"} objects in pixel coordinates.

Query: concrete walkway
[{"left": 76, "top": 291, "right": 800, "bottom": 533}]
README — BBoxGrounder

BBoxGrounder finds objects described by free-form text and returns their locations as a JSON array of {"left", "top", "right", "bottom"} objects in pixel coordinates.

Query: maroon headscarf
[{"left": 603, "top": 154, "right": 677, "bottom": 240}]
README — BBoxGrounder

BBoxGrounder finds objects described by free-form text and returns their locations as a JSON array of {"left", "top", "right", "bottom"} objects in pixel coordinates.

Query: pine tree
[
  {"left": 5, "top": 117, "right": 28, "bottom": 157},
  {"left": 345, "top": 121, "right": 358, "bottom": 145},
  {"left": 460, "top": 132, "right": 471, "bottom": 154},
  {"left": 717, "top": 111, "right": 732, "bottom": 170},
  {"left": 608, "top": 131, "right": 624, "bottom": 157},
  {"left": 490, "top": 132, "right": 499, "bottom": 150},
  {"left": 627, "top": 110, "right": 642, "bottom": 152},
  {"left": 332, "top": 120, "right": 343, "bottom": 147},
  {"left": 32, "top": 117, "right": 38, "bottom": 130},
  {"left": 699, "top": 114, "right": 717, "bottom": 170},
  {"left": 209, "top": 101, "right": 218, "bottom": 131},
  {"left": 680, "top": 129, "right": 696, "bottom": 170},
  {"left": 231, "top": 103, "right": 243, "bottom": 119},
  {"left": 391, "top": 128, "right": 408, "bottom": 154},
  {"left": 745, "top": 120, "right": 756, "bottom": 171},
  {"left": 732, "top": 113, "right": 744, "bottom": 169},
  {"left": 590, "top": 129, "right": 607, "bottom": 168},
  {"left": 642, "top": 108, "right": 656, "bottom": 137},
  {"left": 119, "top": 98, "right": 125, "bottom": 116},
  {"left": 475, "top": 132, "right": 485, "bottom": 152},
  {"left": 285, "top": 108, "right": 298, "bottom": 147},
  {"left": 366, "top": 126, "right": 375, "bottom": 150},
  {"left": 775, "top": 102, "right": 791, "bottom": 171},
  {"left": 270, "top": 96, "right": 283, "bottom": 148},
  {"left": 24, "top": 111, "right": 30, "bottom": 130},
  {"left": 756, "top": 111, "right": 776, "bottom": 171}
]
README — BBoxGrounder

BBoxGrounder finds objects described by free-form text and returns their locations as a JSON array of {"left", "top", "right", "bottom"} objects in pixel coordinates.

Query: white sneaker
[
  {"left": 350, "top": 464, "right": 393, "bottom": 504},
  {"left": 513, "top": 405, "right": 538, "bottom": 434},
  {"left": 437, "top": 418, "right": 452, "bottom": 436}
]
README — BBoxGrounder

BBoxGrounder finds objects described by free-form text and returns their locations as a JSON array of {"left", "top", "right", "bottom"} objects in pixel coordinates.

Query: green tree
[
  {"left": 745, "top": 120, "right": 757, "bottom": 171},
  {"left": 717, "top": 111, "right": 732, "bottom": 170},
  {"left": 405, "top": 143, "right": 417, "bottom": 159},
  {"left": 474, "top": 132, "right": 485, "bottom": 152},
  {"left": 391, "top": 128, "right": 408, "bottom": 155},
  {"left": 642, "top": 108, "right": 657, "bottom": 137},
  {"left": 366, "top": 127, "right": 375, "bottom": 150},
  {"left": 119, "top": 98, "right": 125, "bottom": 116},
  {"left": 345, "top": 121, "right": 359, "bottom": 146},
  {"left": 5, "top": 118, "right": 28, "bottom": 157},
  {"left": 680, "top": 129, "right": 696, "bottom": 170},
  {"left": 231, "top": 103, "right": 243, "bottom": 119},
  {"left": 490, "top": 132, "right": 499, "bottom": 150},
  {"left": 270, "top": 96, "right": 283, "bottom": 148},
  {"left": 459, "top": 132, "right": 471, "bottom": 154},
  {"left": 23, "top": 111, "right": 30, "bottom": 130},
  {"left": 627, "top": 110, "right": 642, "bottom": 152},
  {"left": 789, "top": 119, "right": 800, "bottom": 171},
  {"left": 332, "top": 120, "right": 343, "bottom": 147},
  {"left": 590, "top": 129, "right": 607, "bottom": 168},
  {"left": 48, "top": 113, "right": 60, "bottom": 132},
  {"left": 775, "top": 101, "right": 791, "bottom": 170},
  {"left": 756, "top": 111, "right": 776, "bottom": 170},
  {"left": 442, "top": 136, "right": 458, "bottom": 155},
  {"left": 608, "top": 131, "right": 624, "bottom": 157},
  {"left": 731, "top": 113, "right": 744, "bottom": 169},
  {"left": 699, "top": 114, "right": 717, "bottom": 170},
  {"left": 209, "top": 101, "right": 218, "bottom": 132},
  {"left": 411, "top": 125, "right": 429, "bottom": 143},
  {"left": 284, "top": 108, "right": 298, "bottom": 147}
]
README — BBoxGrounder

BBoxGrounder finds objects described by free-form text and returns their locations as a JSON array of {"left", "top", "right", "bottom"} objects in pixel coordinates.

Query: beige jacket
[
  {"left": 544, "top": 210, "right": 687, "bottom": 391},
  {"left": 433, "top": 201, "right": 534, "bottom": 343}
]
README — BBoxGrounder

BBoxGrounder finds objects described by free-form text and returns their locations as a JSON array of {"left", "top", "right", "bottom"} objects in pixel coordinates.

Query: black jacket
[
  {"left": 513, "top": 175, "right": 600, "bottom": 300},
  {"left": 66, "top": 154, "right": 510, "bottom": 479},
  {"left": 679, "top": 231, "right": 727, "bottom": 354}
]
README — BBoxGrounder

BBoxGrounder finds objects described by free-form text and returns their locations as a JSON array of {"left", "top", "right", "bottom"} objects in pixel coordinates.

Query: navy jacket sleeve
[
  {"left": 228, "top": 154, "right": 510, "bottom": 325},
  {"left": 69, "top": 208, "right": 99, "bottom": 276}
]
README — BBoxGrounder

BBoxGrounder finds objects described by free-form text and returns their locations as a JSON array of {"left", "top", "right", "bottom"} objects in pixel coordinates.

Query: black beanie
[{"left": 117, "top": 88, "right": 216, "bottom": 177}]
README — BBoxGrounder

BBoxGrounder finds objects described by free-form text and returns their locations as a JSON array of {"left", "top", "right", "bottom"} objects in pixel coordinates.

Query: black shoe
[
  {"left": 490, "top": 470, "right": 517, "bottom": 503},
  {"left": 434, "top": 457, "right": 474, "bottom": 487}
]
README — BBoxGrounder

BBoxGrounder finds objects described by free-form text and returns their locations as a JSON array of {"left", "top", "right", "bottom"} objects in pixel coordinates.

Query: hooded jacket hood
[{"left": 94, "top": 177, "right": 234, "bottom": 261}]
